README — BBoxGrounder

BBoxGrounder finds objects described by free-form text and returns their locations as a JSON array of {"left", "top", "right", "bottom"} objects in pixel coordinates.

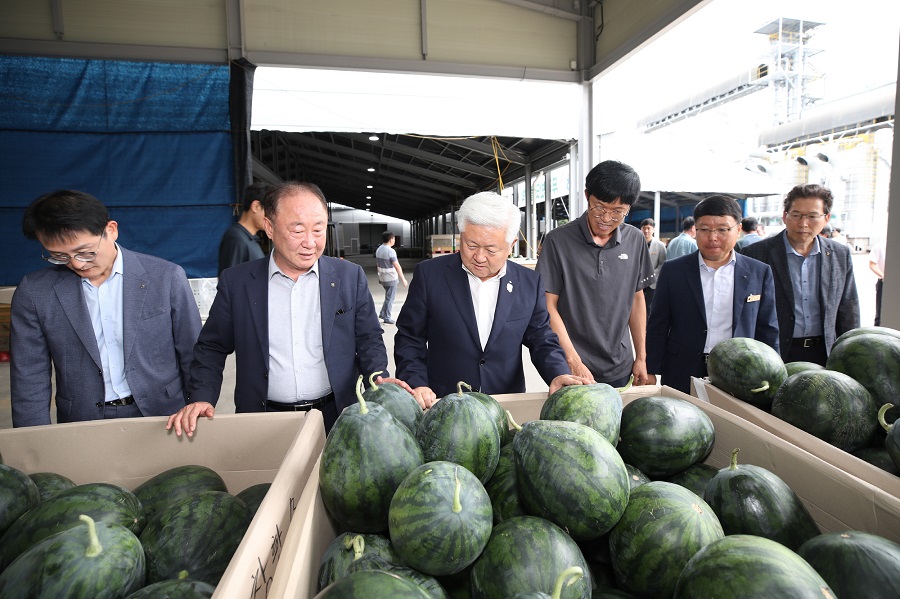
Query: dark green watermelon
[
  {"left": 616, "top": 396, "right": 715, "bottom": 478},
  {"left": 124, "top": 577, "right": 216, "bottom": 598},
  {"left": 828, "top": 332, "right": 900, "bottom": 410},
  {"left": 771, "top": 370, "right": 878, "bottom": 452},
  {"left": 388, "top": 461, "right": 492, "bottom": 576},
  {"left": 784, "top": 361, "right": 825, "bottom": 377},
  {"left": 314, "top": 570, "right": 431, "bottom": 598},
  {"left": 878, "top": 403, "right": 900, "bottom": 470},
  {"left": 484, "top": 444, "right": 527, "bottom": 524},
  {"left": 702, "top": 448, "right": 820, "bottom": 551},
  {"left": 347, "top": 554, "right": 449, "bottom": 599},
  {"left": 0, "top": 515, "right": 145, "bottom": 598},
  {"left": 139, "top": 490, "right": 251, "bottom": 586},
  {"left": 416, "top": 384, "right": 500, "bottom": 484},
  {"left": 514, "top": 419, "right": 629, "bottom": 540},
  {"left": 363, "top": 370, "right": 423, "bottom": 435},
  {"left": 0, "top": 463, "right": 40, "bottom": 537},
  {"left": 707, "top": 337, "right": 787, "bottom": 408},
  {"left": 320, "top": 376, "right": 424, "bottom": 533},
  {"left": 470, "top": 516, "right": 592, "bottom": 599},
  {"left": 235, "top": 482, "right": 270, "bottom": 517},
  {"left": 28, "top": 471, "right": 76, "bottom": 502},
  {"left": 608, "top": 481, "right": 724, "bottom": 598},
  {"left": 591, "top": 591, "right": 635, "bottom": 599},
  {"left": 852, "top": 446, "right": 900, "bottom": 475},
  {"left": 540, "top": 383, "right": 623, "bottom": 446},
  {"left": 434, "top": 564, "right": 473, "bottom": 599},
  {"left": 317, "top": 532, "right": 401, "bottom": 592},
  {"left": 132, "top": 464, "right": 227, "bottom": 519},
  {"left": 467, "top": 388, "right": 512, "bottom": 446},
  {"left": 624, "top": 464, "right": 650, "bottom": 491},
  {"left": 0, "top": 482, "right": 144, "bottom": 571},
  {"left": 834, "top": 326, "right": 900, "bottom": 346},
  {"left": 797, "top": 530, "right": 900, "bottom": 599},
  {"left": 664, "top": 463, "right": 719, "bottom": 497},
  {"left": 674, "top": 534, "right": 834, "bottom": 599},
  {"left": 510, "top": 567, "right": 584, "bottom": 599}
]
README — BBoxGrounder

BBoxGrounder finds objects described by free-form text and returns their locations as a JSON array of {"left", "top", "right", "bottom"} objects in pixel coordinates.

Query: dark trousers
[
  {"left": 785, "top": 337, "right": 828, "bottom": 366},
  {"left": 643, "top": 287, "right": 655, "bottom": 318},
  {"left": 101, "top": 402, "right": 143, "bottom": 420},
  {"left": 875, "top": 279, "right": 883, "bottom": 326}
]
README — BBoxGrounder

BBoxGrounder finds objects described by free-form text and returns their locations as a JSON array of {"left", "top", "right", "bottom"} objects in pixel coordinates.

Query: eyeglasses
[
  {"left": 786, "top": 212, "right": 826, "bottom": 221},
  {"left": 42, "top": 234, "right": 105, "bottom": 265},
  {"left": 588, "top": 204, "right": 629, "bottom": 222},
  {"left": 696, "top": 224, "right": 739, "bottom": 237}
]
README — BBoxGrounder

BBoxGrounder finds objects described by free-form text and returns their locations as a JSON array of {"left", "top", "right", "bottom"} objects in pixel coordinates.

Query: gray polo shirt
[{"left": 536, "top": 213, "right": 654, "bottom": 382}]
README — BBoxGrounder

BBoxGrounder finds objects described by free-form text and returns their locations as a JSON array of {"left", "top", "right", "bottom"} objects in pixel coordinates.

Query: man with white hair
[{"left": 395, "top": 191, "right": 585, "bottom": 407}]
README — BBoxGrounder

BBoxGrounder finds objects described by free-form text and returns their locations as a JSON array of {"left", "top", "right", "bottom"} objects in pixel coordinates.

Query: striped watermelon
[
  {"left": 509, "top": 567, "right": 584, "bottom": 599},
  {"left": 665, "top": 463, "right": 719, "bottom": 498},
  {"left": 707, "top": 337, "right": 787, "bottom": 409},
  {"left": 315, "top": 570, "right": 432, "bottom": 598},
  {"left": 27, "top": 471, "right": 76, "bottom": 502},
  {"left": 484, "top": 444, "right": 527, "bottom": 524},
  {"left": 797, "top": 531, "right": 900, "bottom": 599},
  {"left": 317, "top": 532, "right": 401, "bottom": 591},
  {"left": 363, "top": 371, "right": 423, "bottom": 435},
  {"left": 878, "top": 404, "right": 900, "bottom": 470},
  {"left": 828, "top": 332, "right": 900, "bottom": 410},
  {"left": 235, "top": 482, "right": 270, "bottom": 517},
  {"left": 624, "top": 464, "right": 650, "bottom": 491},
  {"left": 124, "top": 577, "right": 216, "bottom": 598},
  {"left": 0, "top": 464, "right": 40, "bottom": 538},
  {"left": 540, "top": 383, "right": 623, "bottom": 445},
  {"left": 347, "top": 554, "right": 449, "bottom": 599},
  {"left": 132, "top": 464, "right": 227, "bottom": 519}
]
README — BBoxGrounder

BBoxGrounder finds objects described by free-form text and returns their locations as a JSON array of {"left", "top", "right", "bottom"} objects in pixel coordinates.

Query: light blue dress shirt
[{"left": 784, "top": 234, "right": 824, "bottom": 337}]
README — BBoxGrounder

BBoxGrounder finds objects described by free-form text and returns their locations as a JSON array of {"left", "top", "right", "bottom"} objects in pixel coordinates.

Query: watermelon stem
[
  {"left": 457, "top": 381, "right": 472, "bottom": 396},
  {"left": 355, "top": 375, "right": 368, "bottom": 415},
  {"left": 878, "top": 403, "right": 895, "bottom": 432},
  {"left": 351, "top": 535, "right": 365, "bottom": 560},
  {"left": 729, "top": 448, "right": 740, "bottom": 470},
  {"left": 506, "top": 409, "right": 522, "bottom": 432},
  {"left": 79, "top": 514, "right": 103, "bottom": 558},
  {"left": 368, "top": 371, "right": 385, "bottom": 390},
  {"left": 616, "top": 375, "right": 634, "bottom": 393},
  {"left": 750, "top": 381, "right": 770, "bottom": 394},
  {"left": 551, "top": 566, "right": 584, "bottom": 599},
  {"left": 452, "top": 466, "right": 462, "bottom": 513},
  {"left": 177, "top": 570, "right": 190, "bottom": 580}
]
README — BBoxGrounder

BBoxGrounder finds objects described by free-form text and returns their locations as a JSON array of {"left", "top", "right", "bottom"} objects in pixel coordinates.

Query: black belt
[
  {"left": 792, "top": 336, "right": 824, "bottom": 348},
  {"left": 100, "top": 396, "right": 135, "bottom": 407},
  {"left": 265, "top": 392, "right": 334, "bottom": 412}
]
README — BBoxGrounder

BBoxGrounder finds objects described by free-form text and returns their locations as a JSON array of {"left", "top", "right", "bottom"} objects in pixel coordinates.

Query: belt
[
  {"left": 792, "top": 336, "right": 824, "bottom": 348},
  {"left": 100, "top": 396, "right": 135, "bottom": 407},
  {"left": 265, "top": 392, "right": 334, "bottom": 412}
]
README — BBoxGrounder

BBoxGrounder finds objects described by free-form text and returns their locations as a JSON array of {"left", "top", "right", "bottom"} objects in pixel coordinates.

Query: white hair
[{"left": 457, "top": 191, "right": 521, "bottom": 243}]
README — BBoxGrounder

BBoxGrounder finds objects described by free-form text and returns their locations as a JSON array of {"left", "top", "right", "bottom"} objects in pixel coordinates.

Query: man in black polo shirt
[{"left": 535, "top": 160, "right": 656, "bottom": 387}]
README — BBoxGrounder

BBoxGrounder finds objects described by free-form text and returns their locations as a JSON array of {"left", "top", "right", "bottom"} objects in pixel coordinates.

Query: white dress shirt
[
  {"left": 462, "top": 262, "right": 507, "bottom": 350},
  {"left": 698, "top": 251, "right": 736, "bottom": 353}
]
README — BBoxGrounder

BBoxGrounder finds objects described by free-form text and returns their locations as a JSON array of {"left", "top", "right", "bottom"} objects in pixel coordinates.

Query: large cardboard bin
[
  {"left": 0, "top": 410, "right": 326, "bottom": 599},
  {"left": 693, "top": 376, "right": 900, "bottom": 498}
]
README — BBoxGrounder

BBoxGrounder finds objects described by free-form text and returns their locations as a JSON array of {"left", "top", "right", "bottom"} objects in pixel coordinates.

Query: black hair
[
  {"left": 261, "top": 182, "right": 328, "bottom": 219},
  {"left": 584, "top": 160, "right": 641, "bottom": 206},
  {"left": 682, "top": 216, "right": 695, "bottom": 231},
  {"left": 693, "top": 195, "right": 743, "bottom": 223},
  {"left": 22, "top": 190, "right": 110, "bottom": 243},
  {"left": 741, "top": 216, "right": 758, "bottom": 233},
  {"left": 640, "top": 218, "right": 655, "bottom": 228},
  {"left": 784, "top": 184, "right": 834, "bottom": 214},
  {"left": 242, "top": 182, "right": 271, "bottom": 213},
  {"left": 382, "top": 231, "right": 395, "bottom": 243}
]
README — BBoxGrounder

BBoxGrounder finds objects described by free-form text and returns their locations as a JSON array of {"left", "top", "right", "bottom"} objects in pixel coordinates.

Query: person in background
[
  {"left": 10, "top": 190, "right": 201, "bottom": 426},
  {"left": 395, "top": 191, "right": 584, "bottom": 407},
  {"left": 641, "top": 218, "right": 667, "bottom": 318},
  {"left": 735, "top": 216, "right": 763, "bottom": 250},
  {"left": 742, "top": 183, "right": 859, "bottom": 365},
  {"left": 218, "top": 181, "right": 270, "bottom": 276},
  {"left": 535, "top": 160, "right": 656, "bottom": 387},
  {"left": 647, "top": 196, "right": 779, "bottom": 393},
  {"left": 869, "top": 241, "right": 886, "bottom": 326},
  {"left": 375, "top": 231, "right": 407, "bottom": 325},
  {"left": 666, "top": 216, "right": 698, "bottom": 259}
]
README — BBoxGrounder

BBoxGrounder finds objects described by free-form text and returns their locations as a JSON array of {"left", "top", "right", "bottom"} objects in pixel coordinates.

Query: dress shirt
[
  {"left": 784, "top": 235, "right": 824, "bottom": 337},
  {"left": 462, "top": 262, "right": 506, "bottom": 350},
  {"left": 267, "top": 256, "right": 332, "bottom": 403},
  {"left": 698, "top": 251, "right": 736, "bottom": 353}
]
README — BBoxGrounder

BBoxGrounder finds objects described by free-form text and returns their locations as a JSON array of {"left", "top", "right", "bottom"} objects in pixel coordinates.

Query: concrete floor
[{"left": 0, "top": 252, "right": 881, "bottom": 429}]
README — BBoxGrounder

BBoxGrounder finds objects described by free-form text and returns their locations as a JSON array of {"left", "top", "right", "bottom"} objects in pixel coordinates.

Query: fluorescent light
[
  {"left": 369, "top": 135, "right": 379, "bottom": 141},
  {"left": 366, "top": 196, "right": 372, "bottom": 199},
  {"left": 366, "top": 185, "right": 373, "bottom": 189},
  {"left": 367, "top": 167, "right": 375, "bottom": 172}
]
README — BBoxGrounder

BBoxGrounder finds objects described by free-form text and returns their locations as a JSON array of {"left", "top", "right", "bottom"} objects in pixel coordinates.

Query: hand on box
[{"left": 165, "top": 402, "right": 216, "bottom": 438}]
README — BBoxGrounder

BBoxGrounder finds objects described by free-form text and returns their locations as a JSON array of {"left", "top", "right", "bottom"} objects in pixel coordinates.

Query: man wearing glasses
[
  {"left": 742, "top": 183, "right": 860, "bottom": 365},
  {"left": 535, "top": 160, "right": 656, "bottom": 387},
  {"left": 10, "top": 190, "right": 201, "bottom": 426},
  {"left": 646, "top": 196, "right": 779, "bottom": 393}
]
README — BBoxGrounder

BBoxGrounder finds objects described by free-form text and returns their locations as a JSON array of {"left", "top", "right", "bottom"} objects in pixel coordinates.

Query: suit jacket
[
  {"left": 188, "top": 255, "right": 388, "bottom": 414},
  {"left": 647, "top": 238, "right": 667, "bottom": 290},
  {"left": 742, "top": 231, "right": 860, "bottom": 360},
  {"left": 394, "top": 253, "right": 569, "bottom": 398},
  {"left": 10, "top": 247, "right": 201, "bottom": 426},
  {"left": 646, "top": 251, "right": 780, "bottom": 394}
]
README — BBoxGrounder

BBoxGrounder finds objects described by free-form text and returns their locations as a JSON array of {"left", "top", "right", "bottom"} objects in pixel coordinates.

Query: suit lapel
[
  {"left": 818, "top": 238, "right": 835, "bottom": 321},
  {"left": 121, "top": 248, "right": 146, "bottom": 365},
  {"left": 444, "top": 257, "right": 481, "bottom": 349},
  {"left": 770, "top": 232, "right": 795, "bottom": 307},
  {"left": 245, "top": 259, "right": 270, "bottom": 362},
  {"left": 484, "top": 264, "right": 515, "bottom": 352},
  {"left": 318, "top": 258, "right": 338, "bottom": 355},
  {"left": 686, "top": 255, "right": 706, "bottom": 325},
  {"left": 731, "top": 254, "right": 750, "bottom": 330},
  {"left": 54, "top": 271, "right": 102, "bottom": 369}
]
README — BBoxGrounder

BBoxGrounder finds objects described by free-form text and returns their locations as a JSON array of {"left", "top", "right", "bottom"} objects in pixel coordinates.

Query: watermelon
[
  {"left": 484, "top": 444, "right": 527, "bottom": 524},
  {"left": 28, "top": 471, "right": 76, "bottom": 502},
  {"left": 797, "top": 530, "right": 900, "bottom": 599},
  {"left": 616, "top": 396, "right": 715, "bottom": 478},
  {"left": 834, "top": 326, "right": 900, "bottom": 346},
  {"left": 828, "top": 332, "right": 900, "bottom": 410},
  {"left": 784, "top": 361, "right": 825, "bottom": 376},
  {"left": 591, "top": 591, "right": 635, "bottom": 599},
  {"left": 236, "top": 482, "right": 270, "bottom": 517},
  {"left": 877, "top": 403, "right": 900, "bottom": 470},
  {"left": 315, "top": 570, "right": 431, "bottom": 598},
  {"left": 540, "top": 383, "right": 623, "bottom": 446},
  {"left": 466, "top": 387, "right": 512, "bottom": 446},
  {"left": 0, "top": 482, "right": 144, "bottom": 571},
  {"left": 0, "top": 464, "right": 40, "bottom": 537},
  {"left": 624, "top": 464, "right": 650, "bottom": 491},
  {"left": 771, "top": 370, "right": 878, "bottom": 452},
  {"left": 707, "top": 337, "right": 787, "bottom": 408},
  {"left": 125, "top": 577, "right": 216, "bottom": 598},
  {"left": 510, "top": 567, "right": 584, "bottom": 599},
  {"left": 514, "top": 419, "right": 629, "bottom": 539},
  {"left": 388, "top": 461, "right": 492, "bottom": 576},
  {"left": 674, "top": 534, "right": 834, "bottom": 599},
  {"left": 0, "top": 515, "right": 145, "bottom": 598},
  {"left": 852, "top": 446, "right": 900, "bottom": 475},
  {"left": 664, "top": 463, "right": 719, "bottom": 497},
  {"left": 317, "top": 532, "right": 401, "bottom": 591},
  {"left": 470, "top": 516, "right": 592, "bottom": 599},
  {"left": 133, "top": 464, "right": 228, "bottom": 519},
  {"left": 702, "top": 448, "right": 820, "bottom": 551},
  {"left": 139, "top": 490, "right": 251, "bottom": 585},
  {"left": 363, "top": 370, "right": 423, "bottom": 435},
  {"left": 319, "top": 376, "right": 424, "bottom": 533},
  {"left": 608, "top": 481, "right": 724, "bottom": 598},
  {"left": 416, "top": 382, "right": 501, "bottom": 483},
  {"left": 347, "top": 554, "right": 449, "bottom": 599}
]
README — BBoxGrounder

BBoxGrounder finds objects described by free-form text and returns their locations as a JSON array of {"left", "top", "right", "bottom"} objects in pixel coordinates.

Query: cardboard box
[
  {"left": 692, "top": 376, "right": 900, "bottom": 498},
  {"left": 0, "top": 410, "right": 326, "bottom": 599}
]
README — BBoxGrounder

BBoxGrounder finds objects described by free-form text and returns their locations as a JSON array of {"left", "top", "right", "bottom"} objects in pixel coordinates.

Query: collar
[
  {"left": 461, "top": 260, "right": 507, "bottom": 282},
  {"left": 578, "top": 212, "right": 621, "bottom": 247},
  {"left": 268, "top": 253, "right": 319, "bottom": 281},
  {"left": 80, "top": 242, "right": 123, "bottom": 287},
  {"left": 698, "top": 249, "right": 736, "bottom": 272},
  {"left": 783, "top": 233, "right": 822, "bottom": 257}
]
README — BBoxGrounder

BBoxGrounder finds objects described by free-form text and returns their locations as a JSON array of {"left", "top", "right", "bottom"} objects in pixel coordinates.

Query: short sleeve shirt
[
  {"left": 535, "top": 213, "right": 655, "bottom": 381},
  {"left": 375, "top": 244, "right": 399, "bottom": 285}
]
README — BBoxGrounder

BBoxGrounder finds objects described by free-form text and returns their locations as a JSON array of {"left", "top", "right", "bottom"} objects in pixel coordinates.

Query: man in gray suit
[
  {"left": 10, "top": 190, "right": 201, "bottom": 426},
  {"left": 742, "top": 184, "right": 859, "bottom": 365},
  {"left": 640, "top": 218, "right": 667, "bottom": 317}
]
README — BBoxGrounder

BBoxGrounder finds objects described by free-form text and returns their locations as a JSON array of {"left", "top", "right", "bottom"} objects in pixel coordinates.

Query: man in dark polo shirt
[
  {"left": 535, "top": 160, "right": 656, "bottom": 387},
  {"left": 218, "top": 182, "right": 269, "bottom": 276}
]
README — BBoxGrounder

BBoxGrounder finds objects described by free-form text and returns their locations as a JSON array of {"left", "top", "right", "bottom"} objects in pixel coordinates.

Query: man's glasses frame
[
  {"left": 588, "top": 203, "right": 629, "bottom": 222},
  {"left": 42, "top": 233, "right": 106, "bottom": 265},
  {"left": 696, "top": 224, "right": 740, "bottom": 237}
]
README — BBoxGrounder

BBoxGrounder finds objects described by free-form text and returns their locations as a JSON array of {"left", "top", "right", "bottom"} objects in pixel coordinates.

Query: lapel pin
[
  {"left": 331, "top": 282, "right": 335, "bottom": 287},
  {"left": 507, "top": 282, "right": 513, "bottom": 293}
]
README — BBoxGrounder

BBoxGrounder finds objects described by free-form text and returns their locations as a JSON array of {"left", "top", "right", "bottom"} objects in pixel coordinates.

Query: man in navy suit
[
  {"left": 11, "top": 190, "right": 201, "bottom": 426},
  {"left": 394, "top": 191, "right": 584, "bottom": 407},
  {"left": 647, "top": 195, "right": 779, "bottom": 394},
  {"left": 167, "top": 182, "right": 402, "bottom": 435}
]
